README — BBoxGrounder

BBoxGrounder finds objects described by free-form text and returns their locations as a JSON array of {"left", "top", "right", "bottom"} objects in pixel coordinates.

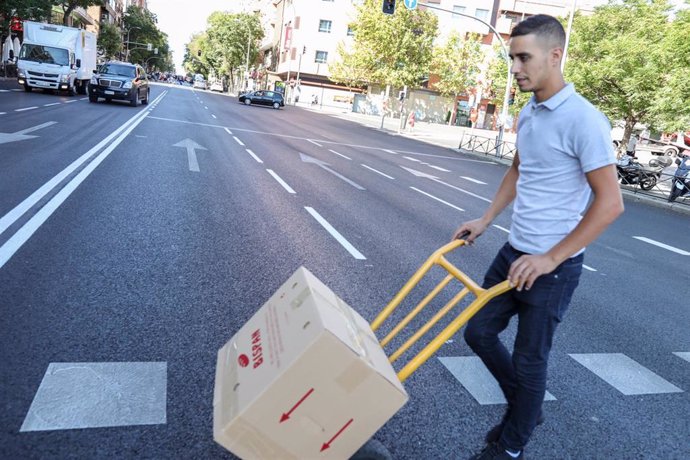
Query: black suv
[{"left": 88, "top": 61, "right": 150, "bottom": 107}]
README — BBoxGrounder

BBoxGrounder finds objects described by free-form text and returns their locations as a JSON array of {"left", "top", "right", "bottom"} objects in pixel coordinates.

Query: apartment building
[{"left": 86, "top": 0, "right": 125, "bottom": 34}]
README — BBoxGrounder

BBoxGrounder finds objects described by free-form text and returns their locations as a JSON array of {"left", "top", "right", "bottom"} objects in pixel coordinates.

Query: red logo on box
[{"left": 238, "top": 354, "right": 249, "bottom": 367}]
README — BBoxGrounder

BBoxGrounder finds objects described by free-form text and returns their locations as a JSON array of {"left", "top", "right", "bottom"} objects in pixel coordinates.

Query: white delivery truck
[{"left": 17, "top": 21, "right": 97, "bottom": 95}]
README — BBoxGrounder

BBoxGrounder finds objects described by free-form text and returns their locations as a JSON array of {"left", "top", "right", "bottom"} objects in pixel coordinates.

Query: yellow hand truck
[{"left": 351, "top": 238, "right": 514, "bottom": 460}]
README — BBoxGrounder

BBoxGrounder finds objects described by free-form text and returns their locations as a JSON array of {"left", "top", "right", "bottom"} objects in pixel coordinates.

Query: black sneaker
[
  {"left": 468, "top": 442, "right": 523, "bottom": 460},
  {"left": 485, "top": 409, "right": 544, "bottom": 443}
]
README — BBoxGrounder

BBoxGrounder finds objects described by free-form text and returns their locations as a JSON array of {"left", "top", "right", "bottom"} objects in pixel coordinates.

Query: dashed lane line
[
  {"left": 64, "top": 100, "right": 77, "bottom": 104},
  {"left": 328, "top": 149, "right": 351, "bottom": 160},
  {"left": 304, "top": 207, "right": 366, "bottom": 260},
  {"left": 460, "top": 176, "right": 487, "bottom": 185},
  {"left": 267, "top": 169, "right": 295, "bottom": 194},
  {"left": 492, "top": 224, "right": 510, "bottom": 233},
  {"left": 211, "top": 114, "right": 217, "bottom": 119},
  {"left": 224, "top": 128, "right": 233, "bottom": 135},
  {"left": 410, "top": 187, "right": 464, "bottom": 212},
  {"left": 632, "top": 236, "right": 690, "bottom": 256},
  {"left": 43, "top": 103, "right": 61, "bottom": 107},
  {"left": 308, "top": 139, "right": 322, "bottom": 147},
  {"left": 15, "top": 106, "right": 38, "bottom": 112},
  {"left": 233, "top": 136, "right": 245, "bottom": 146},
  {"left": 361, "top": 164, "right": 394, "bottom": 179},
  {"left": 245, "top": 149, "right": 263, "bottom": 163}
]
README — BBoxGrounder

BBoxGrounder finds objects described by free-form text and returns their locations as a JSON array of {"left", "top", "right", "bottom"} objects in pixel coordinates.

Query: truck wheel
[{"left": 24, "top": 85, "right": 32, "bottom": 92}]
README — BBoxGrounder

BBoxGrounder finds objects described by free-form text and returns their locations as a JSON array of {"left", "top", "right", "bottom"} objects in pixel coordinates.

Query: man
[
  {"left": 626, "top": 133, "right": 638, "bottom": 157},
  {"left": 452, "top": 15, "right": 624, "bottom": 460}
]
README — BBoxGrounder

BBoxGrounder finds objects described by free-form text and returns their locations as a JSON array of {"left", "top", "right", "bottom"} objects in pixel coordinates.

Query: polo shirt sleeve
[{"left": 574, "top": 110, "right": 617, "bottom": 173}]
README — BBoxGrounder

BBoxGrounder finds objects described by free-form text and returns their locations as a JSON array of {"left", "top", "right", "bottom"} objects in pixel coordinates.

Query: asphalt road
[{"left": 1, "top": 83, "right": 688, "bottom": 459}]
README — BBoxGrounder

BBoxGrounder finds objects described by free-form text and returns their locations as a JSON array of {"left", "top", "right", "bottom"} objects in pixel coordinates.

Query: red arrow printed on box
[
  {"left": 320, "top": 418, "right": 354, "bottom": 452},
  {"left": 279, "top": 388, "right": 314, "bottom": 423}
]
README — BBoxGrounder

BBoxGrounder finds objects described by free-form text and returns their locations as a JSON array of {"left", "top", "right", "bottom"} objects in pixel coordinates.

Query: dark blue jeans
[{"left": 464, "top": 243, "right": 583, "bottom": 451}]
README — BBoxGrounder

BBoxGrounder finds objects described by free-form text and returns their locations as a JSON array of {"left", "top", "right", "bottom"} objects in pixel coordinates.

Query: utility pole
[{"left": 245, "top": 26, "right": 251, "bottom": 90}]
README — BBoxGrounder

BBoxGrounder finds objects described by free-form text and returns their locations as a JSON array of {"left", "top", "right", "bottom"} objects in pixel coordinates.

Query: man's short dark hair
[{"left": 510, "top": 14, "right": 566, "bottom": 49}]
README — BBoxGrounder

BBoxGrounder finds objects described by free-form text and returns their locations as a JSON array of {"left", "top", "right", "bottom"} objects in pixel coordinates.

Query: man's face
[{"left": 509, "top": 34, "right": 556, "bottom": 94}]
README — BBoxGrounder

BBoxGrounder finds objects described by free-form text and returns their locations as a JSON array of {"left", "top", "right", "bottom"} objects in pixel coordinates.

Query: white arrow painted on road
[
  {"left": 300, "top": 153, "right": 365, "bottom": 190},
  {"left": 0, "top": 121, "right": 57, "bottom": 145},
  {"left": 173, "top": 138, "right": 207, "bottom": 172},
  {"left": 401, "top": 166, "right": 491, "bottom": 203}
]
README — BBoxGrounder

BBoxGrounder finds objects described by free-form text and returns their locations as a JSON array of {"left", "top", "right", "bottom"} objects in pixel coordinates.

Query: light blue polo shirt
[{"left": 510, "top": 83, "right": 616, "bottom": 255}]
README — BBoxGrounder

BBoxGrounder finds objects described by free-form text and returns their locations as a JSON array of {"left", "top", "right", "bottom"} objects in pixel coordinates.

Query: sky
[{"left": 147, "top": 0, "right": 247, "bottom": 74}]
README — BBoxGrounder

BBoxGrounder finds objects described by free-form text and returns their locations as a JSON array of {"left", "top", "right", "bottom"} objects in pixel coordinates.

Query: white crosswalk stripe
[
  {"left": 569, "top": 353, "right": 683, "bottom": 395},
  {"left": 439, "top": 356, "right": 557, "bottom": 405}
]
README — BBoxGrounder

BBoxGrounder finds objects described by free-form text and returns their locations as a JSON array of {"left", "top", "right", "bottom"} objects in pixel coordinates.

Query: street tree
[
  {"left": 122, "top": 6, "right": 171, "bottom": 69},
  {"left": 204, "top": 12, "right": 263, "bottom": 89},
  {"left": 182, "top": 32, "right": 209, "bottom": 76},
  {"left": 0, "top": 0, "right": 53, "bottom": 30},
  {"left": 336, "top": 0, "right": 437, "bottom": 89},
  {"left": 431, "top": 31, "right": 483, "bottom": 125},
  {"left": 565, "top": 0, "right": 682, "bottom": 146},
  {"left": 97, "top": 22, "right": 121, "bottom": 60}
]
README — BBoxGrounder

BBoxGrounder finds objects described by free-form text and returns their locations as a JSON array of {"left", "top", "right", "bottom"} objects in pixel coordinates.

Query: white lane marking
[
  {"left": 439, "top": 357, "right": 556, "bottom": 405},
  {"left": 632, "top": 236, "right": 690, "bottom": 256},
  {"left": 80, "top": 97, "right": 88, "bottom": 101},
  {"left": 267, "top": 169, "right": 295, "bottom": 194},
  {"left": 460, "top": 176, "right": 487, "bottom": 185},
  {"left": 11, "top": 89, "right": 22, "bottom": 92},
  {"left": 224, "top": 127, "right": 233, "bottom": 135},
  {"left": 211, "top": 114, "right": 217, "bottom": 119},
  {"left": 0, "top": 98, "right": 159, "bottom": 268},
  {"left": 308, "top": 139, "right": 322, "bottom": 147},
  {"left": 583, "top": 265, "right": 597, "bottom": 272},
  {"left": 403, "top": 156, "right": 421, "bottom": 162},
  {"left": 21, "top": 362, "right": 167, "bottom": 431},
  {"left": 0, "top": 97, "right": 160, "bottom": 240},
  {"left": 361, "top": 164, "right": 394, "bottom": 179},
  {"left": 569, "top": 353, "right": 683, "bottom": 395},
  {"left": 328, "top": 149, "right": 351, "bottom": 160},
  {"left": 492, "top": 224, "right": 510, "bottom": 233},
  {"left": 428, "top": 165, "right": 451, "bottom": 172},
  {"left": 305, "top": 207, "right": 366, "bottom": 260},
  {"left": 0, "top": 89, "right": 8, "bottom": 93},
  {"left": 402, "top": 167, "right": 492, "bottom": 203},
  {"left": 204, "top": 106, "right": 208, "bottom": 109},
  {"left": 673, "top": 352, "right": 690, "bottom": 364},
  {"left": 15, "top": 121, "right": 57, "bottom": 135},
  {"left": 246, "top": 149, "right": 263, "bottom": 163},
  {"left": 410, "top": 187, "right": 464, "bottom": 212},
  {"left": 43, "top": 103, "right": 61, "bottom": 107},
  {"left": 300, "top": 153, "right": 366, "bottom": 190},
  {"left": 233, "top": 136, "right": 245, "bottom": 146},
  {"left": 381, "top": 149, "right": 397, "bottom": 154},
  {"left": 15, "top": 106, "right": 38, "bottom": 112},
  {"left": 64, "top": 100, "right": 77, "bottom": 104},
  {"left": 0, "top": 112, "right": 5, "bottom": 115}
]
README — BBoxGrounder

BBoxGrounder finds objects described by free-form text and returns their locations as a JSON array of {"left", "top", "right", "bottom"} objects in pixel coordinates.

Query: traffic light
[{"left": 382, "top": 0, "right": 395, "bottom": 15}]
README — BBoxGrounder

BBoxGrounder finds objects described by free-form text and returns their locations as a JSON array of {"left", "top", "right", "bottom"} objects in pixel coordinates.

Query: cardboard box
[{"left": 214, "top": 267, "right": 408, "bottom": 459}]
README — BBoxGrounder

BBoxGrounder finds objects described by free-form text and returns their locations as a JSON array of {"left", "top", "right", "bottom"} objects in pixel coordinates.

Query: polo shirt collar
[{"left": 528, "top": 83, "right": 575, "bottom": 111}]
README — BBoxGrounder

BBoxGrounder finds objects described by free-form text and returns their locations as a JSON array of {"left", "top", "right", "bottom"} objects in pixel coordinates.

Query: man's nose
[{"left": 510, "top": 61, "right": 520, "bottom": 74}]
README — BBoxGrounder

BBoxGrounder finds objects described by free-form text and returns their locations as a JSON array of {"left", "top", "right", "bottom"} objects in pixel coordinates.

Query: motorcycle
[
  {"left": 616, "top": 154, "right": 663, "bottom": 190},
  {"left": 668, "top": 156, "right": 690, "bottom": 202}
]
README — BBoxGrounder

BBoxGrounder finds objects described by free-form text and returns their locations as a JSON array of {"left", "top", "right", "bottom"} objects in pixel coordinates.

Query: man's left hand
[{"left": 508, "top": 254, "right": 559, "bottom": 291}]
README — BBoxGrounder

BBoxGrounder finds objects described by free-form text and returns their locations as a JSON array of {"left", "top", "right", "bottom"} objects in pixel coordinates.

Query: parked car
[
  {"left": 238, "top": 90, "right": 284, "bottom": 109},
  {"left": 193, "top": 75, "right": 207, "bottom": 90},
  {"left": 88, "top": 61, "right": 149, "bottom": 107},
  {"left": 209, "top": 80, "right": 223, "bottom": 92}
]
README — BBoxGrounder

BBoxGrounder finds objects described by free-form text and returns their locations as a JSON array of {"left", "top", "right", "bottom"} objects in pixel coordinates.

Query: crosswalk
[{"left": 440, "top": 352, "right": 687, "bottom": 405}]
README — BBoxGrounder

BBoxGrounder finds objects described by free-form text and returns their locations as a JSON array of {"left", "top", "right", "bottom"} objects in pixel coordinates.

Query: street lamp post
[
  {"left": 245, "top": 25, "right": 251, "bottom": 90},
  {"left": 125, "top": 26, "right": 141, "bottom": 62},
  {"left": 418, "top": 2, "right": 513, "bottom": 156}
]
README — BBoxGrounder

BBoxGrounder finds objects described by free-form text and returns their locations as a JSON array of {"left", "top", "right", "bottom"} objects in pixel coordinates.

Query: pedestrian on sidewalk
[
  {"left": 451, "top": 14, "right": 623, "bottom": 460},
  {"left": 407, "top": 111, "right": 416, "bottom": 132}
]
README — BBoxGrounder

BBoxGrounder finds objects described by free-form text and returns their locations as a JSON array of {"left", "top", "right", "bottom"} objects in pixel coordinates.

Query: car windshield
[
  {"left": 99, "top": 64, "right": 136, "bottom": 78},
  {"left": 18, "top": 44, "right": 69, "bottom": 66}
]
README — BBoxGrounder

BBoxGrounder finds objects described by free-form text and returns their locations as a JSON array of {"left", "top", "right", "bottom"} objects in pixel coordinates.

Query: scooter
[
  {"left": 668, "top": 156, "right": 690, "bottom": 202},
  {"left": 616, "top": 155, "right": 663, "bottom": 190}
]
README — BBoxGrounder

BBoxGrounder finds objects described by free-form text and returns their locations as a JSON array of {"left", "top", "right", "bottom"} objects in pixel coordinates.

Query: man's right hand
[{"left": 451, "top": 218, "right": 489, "bottom": 244}]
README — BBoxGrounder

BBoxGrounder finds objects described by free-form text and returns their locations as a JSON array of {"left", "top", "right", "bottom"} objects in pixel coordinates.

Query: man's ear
[{"left": 550, "top": 47, "right": 564, "bottom": 67}]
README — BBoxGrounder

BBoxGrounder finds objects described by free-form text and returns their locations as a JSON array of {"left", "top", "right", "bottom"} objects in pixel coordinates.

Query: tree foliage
[
  {"left": 332, "top": 0, "right": 438, "bottom": 88},
  {"left": 431, "top": 31, "right": 483, "bottom": 124},
  {"left": 565, "top": 0, "right": 688, "bottom": 142},
  {"left": 123, "top": 6, "right": 172, "bottom": 71},
  {"left": 57, "top": 0, "right": 103, "bottom": 26},
  {"left": 97, "top": 21, "right": 121, "bottom": 60},
  {"left": 0, "top": 0, "right": 53, "bottom": 30}
]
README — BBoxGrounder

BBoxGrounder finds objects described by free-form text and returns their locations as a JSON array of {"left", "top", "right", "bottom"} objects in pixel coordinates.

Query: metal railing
[{"left": 458, "top": 132, "right": 690, "bottom": 209}]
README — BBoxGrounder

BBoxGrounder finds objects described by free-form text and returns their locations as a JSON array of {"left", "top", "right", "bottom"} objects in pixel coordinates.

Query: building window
[
  {"left": 318, "top": 19, "right": 332, "bottom": 33},
  {"left": 452, "top": 5, "right": 466, "bottom": 20},
  {"left": 315, "top": 51, "right": 328, "bottom": 63},
  {"left": 475, "top": 8, "right": 489, "bottom": 21}
]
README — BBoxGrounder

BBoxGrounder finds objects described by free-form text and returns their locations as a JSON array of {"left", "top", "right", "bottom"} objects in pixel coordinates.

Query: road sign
[{"left": 403, "top": 0, "right": 417, "bottom": 10}]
